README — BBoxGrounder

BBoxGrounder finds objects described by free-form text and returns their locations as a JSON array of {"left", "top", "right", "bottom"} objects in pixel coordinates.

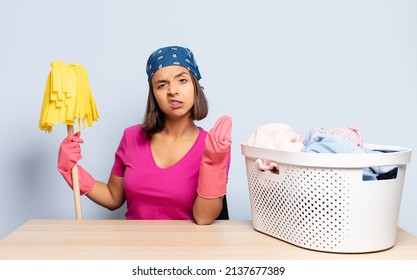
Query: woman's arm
[
  {"left": 194, "top": 115, "right": 232, "bottom": 225},
  {"left": 193, "top": 195, "right": 223, "bottom": 225},
  {"left": 86, "top": 173, "right": 126, "bottom": 211},
  {"left": 57, "top": 133, "right": 126, "bottom": 211}
]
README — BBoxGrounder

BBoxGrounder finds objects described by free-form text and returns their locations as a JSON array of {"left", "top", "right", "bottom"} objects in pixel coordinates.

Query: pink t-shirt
[{"left": 111, "top": 125, "right": 208, "bottom": 220}]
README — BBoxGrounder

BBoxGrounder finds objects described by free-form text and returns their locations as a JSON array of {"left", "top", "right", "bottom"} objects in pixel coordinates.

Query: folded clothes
[{"left": 245, "top": 123, "right": 304, "bottom": 173}]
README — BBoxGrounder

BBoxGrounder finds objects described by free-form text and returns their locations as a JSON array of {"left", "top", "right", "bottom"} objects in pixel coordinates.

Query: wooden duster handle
[{"left": 67, "top": 125, "right": 83, "bottom": 220}]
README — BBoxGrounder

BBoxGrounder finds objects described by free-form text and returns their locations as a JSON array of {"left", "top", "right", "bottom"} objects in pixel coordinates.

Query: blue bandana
[{"left": 146, "top": 46, "right": 201, "bottom": 81}]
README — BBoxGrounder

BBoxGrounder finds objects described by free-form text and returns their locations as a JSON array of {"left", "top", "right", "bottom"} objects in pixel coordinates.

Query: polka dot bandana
[{"left": 146, "top": 46, "right": 201, "bottom": 81}]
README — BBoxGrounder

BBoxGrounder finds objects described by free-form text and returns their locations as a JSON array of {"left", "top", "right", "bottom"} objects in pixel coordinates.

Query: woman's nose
[{"left": 167, "top": 83, "right": 178, "bottom": 95}]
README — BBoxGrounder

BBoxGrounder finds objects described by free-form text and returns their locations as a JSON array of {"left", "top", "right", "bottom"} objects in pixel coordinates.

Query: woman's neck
[{"left": 160, "top": 118, "right": 198, "bottom": 139}]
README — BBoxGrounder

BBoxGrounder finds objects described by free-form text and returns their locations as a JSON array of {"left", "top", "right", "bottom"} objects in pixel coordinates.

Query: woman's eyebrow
[
  {"left": 174, "top": 71, "right": 189, "bottom": 78},
  {"left": 155, "top": 78, "right": 168, "bottom": 84},
  {"left": 155, "top": 71, "right": 189, "bottom": 84}
]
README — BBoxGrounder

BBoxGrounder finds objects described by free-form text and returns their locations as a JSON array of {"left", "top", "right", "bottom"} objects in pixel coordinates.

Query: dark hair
[{"left": 141, "top": 74, "right": 208, "bottom": 135}]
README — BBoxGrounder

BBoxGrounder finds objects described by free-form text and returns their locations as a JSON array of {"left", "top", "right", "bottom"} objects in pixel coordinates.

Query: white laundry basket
[{"left": 241, "top": 143, "right": 412, "bottom": 253}]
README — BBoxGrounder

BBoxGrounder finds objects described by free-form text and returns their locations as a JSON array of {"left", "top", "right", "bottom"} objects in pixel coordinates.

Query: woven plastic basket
[{"left": 241, "top": 143, "right": 412, "bottom": 253}]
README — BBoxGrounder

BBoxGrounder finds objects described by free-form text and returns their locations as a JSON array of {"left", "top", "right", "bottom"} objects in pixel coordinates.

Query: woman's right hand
[
  {"left": 58, "top": 132, "right": 84, "bottom": 173},
  {"left": 57, "top": 132, "right": 96, "bottom": 195}
]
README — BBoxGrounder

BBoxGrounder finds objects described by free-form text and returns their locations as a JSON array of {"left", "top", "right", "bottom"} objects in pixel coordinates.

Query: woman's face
[{"left": 151, "top": 65, "right": 195, "bottom": 119}]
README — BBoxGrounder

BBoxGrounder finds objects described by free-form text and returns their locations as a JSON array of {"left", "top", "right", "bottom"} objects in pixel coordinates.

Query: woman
[{"left": 57, "top": 46, "right": 232, "bottom": 225}]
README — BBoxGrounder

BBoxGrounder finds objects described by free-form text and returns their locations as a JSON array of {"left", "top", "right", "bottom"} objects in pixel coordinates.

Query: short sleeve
[{"left": 111, "top": 130, "right": 127, "bottom": 177}]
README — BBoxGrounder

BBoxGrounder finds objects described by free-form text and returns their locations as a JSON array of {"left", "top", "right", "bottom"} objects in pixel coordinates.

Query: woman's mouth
[{"left": 169, "top": 99, "right": 184, "bottom": 109}]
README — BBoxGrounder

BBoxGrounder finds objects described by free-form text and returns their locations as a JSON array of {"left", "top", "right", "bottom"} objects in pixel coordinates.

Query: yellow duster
[{"left": 39, "top": 61, "right": 99, "bottom": 132}]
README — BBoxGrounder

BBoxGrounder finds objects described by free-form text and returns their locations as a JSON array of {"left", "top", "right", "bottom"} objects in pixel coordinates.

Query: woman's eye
[{"left": 179, "top": 78, "right": 187, "bottom": 84}]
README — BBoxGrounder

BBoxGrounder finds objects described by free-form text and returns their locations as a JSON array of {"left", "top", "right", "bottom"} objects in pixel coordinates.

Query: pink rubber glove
[
  {"left": 57, "top": 132, "right": 95, "bottom": 195},
  {"left": 197, "top": 115, "right": 232, "bottom": 199}
]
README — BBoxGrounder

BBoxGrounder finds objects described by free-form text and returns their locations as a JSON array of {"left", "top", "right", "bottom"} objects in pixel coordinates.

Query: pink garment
[
  {"left": 245, "top": 123, "right": 304, "bottom": 172},
  {"left": 112, "top": 125, "right": 207, "bottom": 220},
  {"left": 310, "top": 125, "right": 363, "bottom": 147}
]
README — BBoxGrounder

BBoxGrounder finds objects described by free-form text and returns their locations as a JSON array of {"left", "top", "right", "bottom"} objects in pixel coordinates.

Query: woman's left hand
[
  {"left": 204, "top": 115, "right": 232, "bottom": 159},
  {"left": 197, "top": 115, "right": 232, "bottom": 199}
]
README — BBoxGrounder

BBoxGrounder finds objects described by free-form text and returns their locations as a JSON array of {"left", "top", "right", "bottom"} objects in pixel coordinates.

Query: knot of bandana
[{"left": 146, "top": 46, "right": 201, "bottom": 81}]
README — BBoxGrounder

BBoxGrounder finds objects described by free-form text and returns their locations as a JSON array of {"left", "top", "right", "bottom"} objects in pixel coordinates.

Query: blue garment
[
  {"left": 303, "top": 131, "right": 397, "bottom": 180},
  {"left": 146, "top": 46, "right": 201, "bottom": 81}
]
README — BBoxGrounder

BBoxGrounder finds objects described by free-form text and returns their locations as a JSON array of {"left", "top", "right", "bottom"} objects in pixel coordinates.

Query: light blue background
[{"left": 1, "top": 0, "right": 416, "bottom": 239}]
